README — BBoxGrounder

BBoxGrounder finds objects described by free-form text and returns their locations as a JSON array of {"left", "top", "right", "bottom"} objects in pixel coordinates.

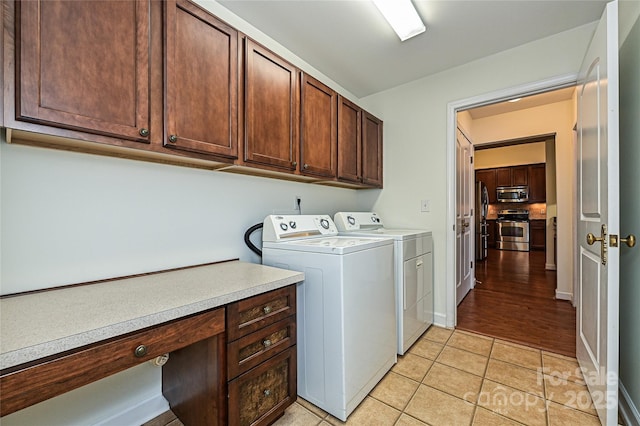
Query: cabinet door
[
  {"left": 487, "top": 220, "right": 496, "bottom": 248},
  {"left": 362, "top": 111, "right": 383, "bottom": 187},
  {"left": 165, "top": 0, "right": 237, "bottom": 159},
  {"left": 17, "top": 0, "right": 151, "bottom": 142},
  {"left": 511, "top": 166, "right": 528, "bottom": 186},
  {"left": 337, "top": 96, "right": 362, "bottom": 183},
  {"left": 475, "top": 169, "right": 497, "bottom": 204},
  {"left": 244, "top": 39, "right": 299, "bottom": 171},
  {"left": 528, "top": 164, "right": 546, "bottom": 202},
  {"left": 496, "top": 168, "right": 512, "bottom": 187},
  {"left": 300, "top": 74, "right": 336, "bottom": 178},
  {"left": 530, "top": 220, "right": 546, "bottom": 250}
]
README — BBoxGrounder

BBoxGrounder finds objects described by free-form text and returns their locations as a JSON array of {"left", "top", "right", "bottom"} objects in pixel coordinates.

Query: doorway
[{"left": 447, "top": 82, "right": 578, "bottom": 355}]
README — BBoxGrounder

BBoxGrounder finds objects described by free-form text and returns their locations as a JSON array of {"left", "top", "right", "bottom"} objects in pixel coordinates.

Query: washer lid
[{"left": 262, "top": 236, "right": 392, "bottom": 254}]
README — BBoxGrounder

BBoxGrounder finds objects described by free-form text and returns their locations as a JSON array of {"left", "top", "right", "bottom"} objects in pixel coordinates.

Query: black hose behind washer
[{"left": 244, "top": 223, "right": 264, "bottom": 257}]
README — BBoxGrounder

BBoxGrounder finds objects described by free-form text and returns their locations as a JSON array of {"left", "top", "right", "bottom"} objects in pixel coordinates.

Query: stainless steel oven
[{"left": 496, "top": 209, "right": 530, "bottom": 251}]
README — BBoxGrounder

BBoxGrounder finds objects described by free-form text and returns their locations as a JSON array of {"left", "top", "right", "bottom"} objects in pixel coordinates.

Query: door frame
[{"left": 445, "top": 73, "right": 577, "bottom": 327}]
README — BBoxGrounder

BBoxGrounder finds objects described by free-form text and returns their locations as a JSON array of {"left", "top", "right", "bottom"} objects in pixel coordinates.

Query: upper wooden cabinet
[
  {"left": 337, "top": 96, "right": 362, "bottom": 184},
  {"left": 362, "top": 111, "right": 383, "bottom": 187},
  {"left": 528, "top": 164, "right": 546, "bottom": 202},
  {"left": 16, "top": 0, "right": 152, "bottom": 143},
  {"left": 243, "top": 39, "right": 299, "bottom": 172},
  {"left": 300, "top": 74, "right": 337, "bottom": 178},
  {"left": 164, "top": 0, "right": 238, "bottom": 159},
  {"left": 475, "top": 169, "right": 497, "bottom": 204},
  {"left": 496, "top": 166, "right": 528, "bottom": 187}
]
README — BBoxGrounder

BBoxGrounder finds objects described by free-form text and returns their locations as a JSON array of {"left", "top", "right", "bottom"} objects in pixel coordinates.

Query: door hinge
[
  {"left": 471, "top": 208, "right": 473, "bottom": 216},
  {"left": 470, "top": 261, "right": 473, "bottom": 269},
  {"left": 453, "top": 224, "right": 456, "bottom": 231},
  {"left": 470, "top": 156, "right": 473, "bottom": 164}
]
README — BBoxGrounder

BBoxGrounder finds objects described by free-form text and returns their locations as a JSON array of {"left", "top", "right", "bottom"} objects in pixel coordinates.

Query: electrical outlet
[
  {"left": 294, "top": 196, "right": 302, "bottom": 210},
  {"left": 421, "top": 199, "right": 430, "bottom": 212},
  {"left": 540, "top": 209, "right": 546, "bottom": 214}
]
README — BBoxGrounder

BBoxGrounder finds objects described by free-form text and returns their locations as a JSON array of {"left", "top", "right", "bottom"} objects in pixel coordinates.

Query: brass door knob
[
  {"left": 586, "top": 224, "right": 608, "bottom": 265},
  {"left": 621, "top": 234, "right": 636, "bottom": 248},
  {"left": 586, "top": 233, "right": 603, "bottom": 245}
]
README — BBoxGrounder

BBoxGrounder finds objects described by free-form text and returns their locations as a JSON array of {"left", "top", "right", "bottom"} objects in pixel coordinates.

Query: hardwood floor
[{"left": 457, "top": 248, "right": 576, "bottom": 357}]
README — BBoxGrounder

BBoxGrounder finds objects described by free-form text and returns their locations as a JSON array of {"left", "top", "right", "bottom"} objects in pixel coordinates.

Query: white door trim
[{"left": 444, "top": 73, "right": 578, "bottom": 327}]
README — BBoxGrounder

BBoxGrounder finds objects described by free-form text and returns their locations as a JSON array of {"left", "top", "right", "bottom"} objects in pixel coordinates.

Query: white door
[
  {"left": 456, "top": 128, "right": 473, "bottom": 304},
  {"left": 576, "top": 2, "right": 619, "bottom": 424}
]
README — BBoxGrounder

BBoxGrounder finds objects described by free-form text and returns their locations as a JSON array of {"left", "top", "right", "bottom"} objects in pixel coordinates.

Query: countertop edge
[{"left": 1, "top": 269, "right": 303, "bottom": 371}]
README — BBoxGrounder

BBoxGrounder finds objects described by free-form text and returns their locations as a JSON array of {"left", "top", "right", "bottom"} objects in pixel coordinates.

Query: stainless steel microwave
[{"left": 496, "top": 186, "right": 529, "bottom": 203}]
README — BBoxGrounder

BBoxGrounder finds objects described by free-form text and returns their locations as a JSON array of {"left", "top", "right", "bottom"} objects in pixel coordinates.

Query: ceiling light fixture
[{"left": 372, "top": 0, "right": 426, "bottom": 42}]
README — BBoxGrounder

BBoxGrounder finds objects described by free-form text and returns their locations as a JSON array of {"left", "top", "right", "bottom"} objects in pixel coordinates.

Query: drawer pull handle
[
  {"left": 263, "top": 339, "right": 272, "bottom": 348},
  {"left": 263, "top": 306, "right": 272, "bottom": 314},
  {"left": 263, "top": 389, "right": 271, "bottom": 397},
  {"left": 416, "top": 260, "right": 423, "bottom": 267},
  {"left": 134, "top": 345, "right": 148, "bottom": 358}
]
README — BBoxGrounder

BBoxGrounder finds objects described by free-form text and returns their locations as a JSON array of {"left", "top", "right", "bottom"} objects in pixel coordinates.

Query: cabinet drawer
[
  {"left": 0, "top": 307, "right": 225, "bottom": 416},
  {"left": 228, "top": 346, "right": 297, "bottom": 426},
  {"left": 227, "top": 285, "right": 296, "bottom": 341},
  {"left": 228, "top": 317, "right": 296, "bottom": 379}
]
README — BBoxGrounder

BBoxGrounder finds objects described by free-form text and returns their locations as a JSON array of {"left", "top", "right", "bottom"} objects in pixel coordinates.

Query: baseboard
[
  {"left": 545, "top": 263, "right": 557, "bottom": 270},
  {"left": 620, "top": 381, "right": 640, "bottom": 426},
  {"left": 555, "top": 290, "right": 572, "bottom": 301},
  {"left": 433, "top": 312, "right": 448, "bottom": 328},
  {"left": 96, "top": 393, "right": 169, "bottom": 426}
]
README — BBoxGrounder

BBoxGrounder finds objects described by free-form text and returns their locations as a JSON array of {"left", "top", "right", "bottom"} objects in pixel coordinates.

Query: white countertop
[{"left": 0, "top": 261, "right": 304, "bottom": 370}]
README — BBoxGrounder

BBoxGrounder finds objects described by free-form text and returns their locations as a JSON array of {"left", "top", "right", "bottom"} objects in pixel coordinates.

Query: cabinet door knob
[
  {"left": 263, "top": 305, "right": 272, "bottom": 314},
  {"left": 168, "top": 134, "right": 178, "bottom": 143},
  {"left": 263, "top": 389, "right": 271, "bottom": 397},
  {"left": 292, "top": 161, "right": 298, "bottom": 167},
  {"left": 134, "top": 345, "right": 148, "bottom": 358},
  {"left": 303, "top": 163, "right": 308, "bottom": 170},
  {"left": 263, "top": 339, "right": 272, "bottom": 348},
  {"left": 139, "top": 128, "right": 149, "bottom": 137}
]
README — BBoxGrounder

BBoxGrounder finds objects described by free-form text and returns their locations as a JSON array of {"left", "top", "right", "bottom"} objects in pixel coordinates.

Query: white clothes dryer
[
  {"left": 334, "top": 212, "right": 433, "bottom": 355},
  {"left": 261, "top": 215, "right": 396, "bottom": 421}
]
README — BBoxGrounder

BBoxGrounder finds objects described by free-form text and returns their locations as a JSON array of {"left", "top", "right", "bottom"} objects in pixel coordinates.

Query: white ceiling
[
  {"left": 217, "top": 0, "right": 607, "bottom": 98},
  {"left": 467, "top": 86, "right": 576, "bottom": 119}
]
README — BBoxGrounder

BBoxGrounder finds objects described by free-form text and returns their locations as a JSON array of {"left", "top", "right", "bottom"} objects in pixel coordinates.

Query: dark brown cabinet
[
  {"left": 337, "top": 96, "right": 362, "bottom": 184},
  {"left": 362, "top": 111, "right": 383, "bottom": 187},
  {"left": 300, "top": 74, "right": 337, "bottom": 178},
  {"left": 530, "top": 219, "right": 546, "bottom": 250},
  {"left": 487, "top": 219, "right": 497, "bottom": 248},
  {"left": 476, "top": 169, "right": 497, "bottom": 204},
  {"left": 243, "top": 38, "right": 299, "bottom": 172},
  {"left": 226, "top": 286, "right": 297, "bottom": 426},
  {"left": 15, "top": 0, "right": 152, "bottom": 143},
  {"left": 496, "top": 166, "right": 528, "bottom": 187},
  {"left": 528, "top": 164, "right": 546, "bottom": 202},
  {"left": 164, "top": 0, "right": 238, "bottom": 159}
]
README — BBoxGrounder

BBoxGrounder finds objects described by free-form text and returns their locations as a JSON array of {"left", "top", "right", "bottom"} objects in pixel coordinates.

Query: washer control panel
[
  {"left": 263, "top": 214, "right": 338, "bottom": 242},
  {"left": 334, "top": 212, "right": 384, "bottom": 232}
]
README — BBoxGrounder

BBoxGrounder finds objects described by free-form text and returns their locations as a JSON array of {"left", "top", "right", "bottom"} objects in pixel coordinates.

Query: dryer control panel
[
  {"left": 263, "top": 215, "right": 338, "bottom": 242},
  {"left": 334, "top": 212, "right": 384, "bottom": 232}
]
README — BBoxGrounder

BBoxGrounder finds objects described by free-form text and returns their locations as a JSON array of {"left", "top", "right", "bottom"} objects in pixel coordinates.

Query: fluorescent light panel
[{"left": 373, "top": 0, "right": 426, "bottom": 41}]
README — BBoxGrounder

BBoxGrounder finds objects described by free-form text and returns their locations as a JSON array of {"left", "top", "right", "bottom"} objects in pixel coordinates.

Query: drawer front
[
  {"left": 228, "top": 316, "right": 296, "bottom": 379},
  {"left": 227, "top": 285, "right": 296, "bottom": 341},
  {"left": 228, "top": 346, "right": 297, "bottom": 426},
  {"left": 0, "top": 308, "right": 225, "bottom": 416}
]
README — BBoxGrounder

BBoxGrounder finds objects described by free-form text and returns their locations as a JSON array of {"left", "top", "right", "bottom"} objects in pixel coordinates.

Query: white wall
[
  {"left": 358, "top": 22, "right": 596, "bottom": 325},
  {"left": 618, "top": 0, "right": 640, "bottom": 423}
]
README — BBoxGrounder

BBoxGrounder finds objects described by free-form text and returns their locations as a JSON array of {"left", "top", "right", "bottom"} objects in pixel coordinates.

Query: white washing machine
[
  {"left": 334, "top": 212, "right": 433, "bottom": 355},
  {"left": 261, "top": 215, "right": 396, "bottom": 421}
]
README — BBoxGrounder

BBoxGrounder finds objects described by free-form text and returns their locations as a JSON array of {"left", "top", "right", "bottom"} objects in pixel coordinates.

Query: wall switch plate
[
  {"left": 421, "top": 199, "right": 430, "bottom": 212},
  {"left": 540, "top": 209, "right": 546, "bottom": 214}
]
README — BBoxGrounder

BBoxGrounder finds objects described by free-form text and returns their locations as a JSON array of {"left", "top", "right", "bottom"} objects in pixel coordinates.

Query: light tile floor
[{"left": 274, "top": 327, "right": 601, "bottom": 426}]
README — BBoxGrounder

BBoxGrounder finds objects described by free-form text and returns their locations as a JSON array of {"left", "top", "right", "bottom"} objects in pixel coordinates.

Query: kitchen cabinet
[
  {"left": 362, "top": 111, "right": 384, "bottom": 187},
  {"left": 528, "top": 164, "right": 546, "bottom": 202},
  {"left": 226, "top": 285, "right": 297, "bottom": 426},
  {"left": 164, "top": 0, "right": 238, "bottom": 159},
  {"left": 487, "top": 219, "right": 497, "bottom": 248},
  {"left": 300, "top": 74, "right": 337, "bottom": 178},
  {"left": 14, "top": 0, "right": 152, "bottom": 143},
  {"left": 530, "top": 219, "right": 546, "bottom": 250},
  {"left": 242, "top": 38, "right": 299, "bottom": 172},
  {"left": 475, "top": 169, "right": 497, "bottom": 204},
  {"left": 337, "top": 96, "right": 362, "bottom": 183},
  {"left": 496, "top": 166, "right": 528, "bottom": 187}
]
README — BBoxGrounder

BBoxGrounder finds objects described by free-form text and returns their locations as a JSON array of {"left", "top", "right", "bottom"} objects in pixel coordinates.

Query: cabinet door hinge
[{"left": 471, "top": 261, "right": 473, "bottom": 269}]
